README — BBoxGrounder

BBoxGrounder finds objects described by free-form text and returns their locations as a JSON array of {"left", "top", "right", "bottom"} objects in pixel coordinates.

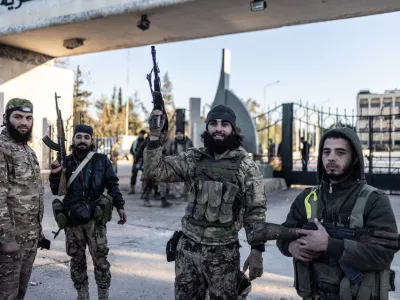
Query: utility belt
[{"left": 52, "top": 193, "right": 113, "bottom": 237}]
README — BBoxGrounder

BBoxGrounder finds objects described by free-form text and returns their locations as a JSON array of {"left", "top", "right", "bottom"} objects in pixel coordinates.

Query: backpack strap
[
  {"left": 304, "top": 187, "right": 319, "bottom": 221},
  {"left": 350, "top": 184, "right": 377, "bottom": 228}
]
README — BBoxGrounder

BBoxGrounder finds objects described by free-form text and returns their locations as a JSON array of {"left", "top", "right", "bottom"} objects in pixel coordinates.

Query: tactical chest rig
[
  {"left": 296, "top": 184, "right": 395, "bottom": 300},
  {"left": 185, "top": 153, "right": 246, "bottom": 228}
]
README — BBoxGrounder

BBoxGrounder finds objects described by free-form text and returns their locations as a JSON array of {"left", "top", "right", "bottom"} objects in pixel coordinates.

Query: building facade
[
  {"left": 357, "top": 89, "right": 400, "bottom": 150},
  {"left": 0, "top": 58, "right": 74, "bottom": 169}
]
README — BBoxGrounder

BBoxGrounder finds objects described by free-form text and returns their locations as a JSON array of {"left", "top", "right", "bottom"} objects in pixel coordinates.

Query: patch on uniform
[{"left": 5, "top": 98, "right": 33, "bottom": 113}]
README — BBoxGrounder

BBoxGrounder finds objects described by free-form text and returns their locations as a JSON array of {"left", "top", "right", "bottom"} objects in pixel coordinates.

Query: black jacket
[{"left": 49, "top": 152, "right": 125, "bottom": 210}]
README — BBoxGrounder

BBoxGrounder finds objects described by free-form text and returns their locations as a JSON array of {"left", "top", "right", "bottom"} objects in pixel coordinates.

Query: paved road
[{"left": 27, "top": 160, "right": 400, "bottom": 300}]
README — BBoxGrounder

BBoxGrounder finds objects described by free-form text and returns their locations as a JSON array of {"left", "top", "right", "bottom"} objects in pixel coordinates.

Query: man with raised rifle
[
  {"left": 0, "top": 98, "right": 47, "bottom": 300},
  {"left": 276, "top": 127, "right": 398, "bottom": 299},
  {"left": 49, "top": 124, "right": 127, "bottom": 300},
  {"left": 144, "top": 105, "right": 267, "bottom": 300}
]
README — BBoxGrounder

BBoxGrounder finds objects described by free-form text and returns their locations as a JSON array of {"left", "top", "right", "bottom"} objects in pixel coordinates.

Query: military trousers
[
  {"left": 0, "top": 238, "right": 39, "bottom": 300},
  {"left": 175, "top": 235, "right": 240, "bottom": 300},
  {"left": 65, "top": 220, "right": 111, "bottom": 292}
]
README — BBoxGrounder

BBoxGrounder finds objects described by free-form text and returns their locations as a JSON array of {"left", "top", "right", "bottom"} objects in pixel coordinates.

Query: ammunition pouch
[
  {"left": 294, "top": 260, "right": 315, "bottom": 298},
  {"left": 66, "top": 197, "right": 93, "bottom": 225},
  {"left": 94, "top": 193, "right": 114, "bottom": 225},
  {"left": 166, "top": 231, "right": 183, "bottom": 262},
  {"left": 52, "top": 199, "right": 68, "bottom": 230},
  {"left": 294, "top": 258, "right": 396, "bottom": 299}
]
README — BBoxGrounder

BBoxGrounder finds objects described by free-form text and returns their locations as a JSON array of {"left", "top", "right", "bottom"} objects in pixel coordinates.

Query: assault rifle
[
  {"left": 146, "top": 45, "right": 168, "bottom": 143},
  {"left": 250, "top": 221, "right": 400, "bottom": 285},
  {"left": 302, "top": 221, "right": 400, "bottom": 250},
  {"left": 249, "top": 221, "right": 400, "bottom": 250},
  {"left": 42, "top": 92, "right": 67, "bottom": 196}
]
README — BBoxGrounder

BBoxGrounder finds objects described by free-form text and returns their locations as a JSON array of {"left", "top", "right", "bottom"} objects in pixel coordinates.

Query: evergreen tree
[{"left": 73, "top": 65, "right": 92, "bottom": 127}]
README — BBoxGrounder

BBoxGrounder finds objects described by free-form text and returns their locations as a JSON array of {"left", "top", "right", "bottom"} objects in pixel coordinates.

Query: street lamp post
[{"left": 263, "top": 80, "right": 280, "bottom": 112}]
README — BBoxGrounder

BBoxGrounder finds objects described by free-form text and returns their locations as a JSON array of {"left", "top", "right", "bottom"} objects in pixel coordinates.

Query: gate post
[
  {"left": 282, "top": 103, "right": 294, "bottom": 187},
  {"left": 368, "top": 116, "right": 373, "bottom": 184}
]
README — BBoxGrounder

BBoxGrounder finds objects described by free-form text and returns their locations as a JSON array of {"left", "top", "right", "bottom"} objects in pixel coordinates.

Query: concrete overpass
[
  {"left": 1, "top": 0, "right": 400, "bottom": 60},
  {"left": 1, "top": 0, "right": 399, "bottom": 167}
]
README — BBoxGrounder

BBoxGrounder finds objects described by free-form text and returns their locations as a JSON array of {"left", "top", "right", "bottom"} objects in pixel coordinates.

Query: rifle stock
[{"left": 250, "top": 222, "right": 300, "bottom": 243}]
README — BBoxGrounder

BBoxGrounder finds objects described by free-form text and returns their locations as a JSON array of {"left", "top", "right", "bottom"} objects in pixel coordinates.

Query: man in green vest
[
  {"left": 144, "top": 105, "right": 267, "bottom": 300},
  {"left": 276, "top": 127, "right": 398, "bottom": 299}
]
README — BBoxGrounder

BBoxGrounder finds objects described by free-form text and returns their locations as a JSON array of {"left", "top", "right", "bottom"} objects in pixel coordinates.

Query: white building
[
  {"left": 356, "top": 89, "right": 400, "bottom": 150},
  {"left": 0, "top": 58, "right": 74, "bottom": 169}
]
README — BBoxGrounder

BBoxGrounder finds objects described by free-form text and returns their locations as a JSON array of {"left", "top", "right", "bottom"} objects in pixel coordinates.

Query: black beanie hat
[
  {"left": 205, "top": 104, "right": 237, "bottom": 131},
  {"left": 74, "top": 124, "right": 93, "bottom": 137}
]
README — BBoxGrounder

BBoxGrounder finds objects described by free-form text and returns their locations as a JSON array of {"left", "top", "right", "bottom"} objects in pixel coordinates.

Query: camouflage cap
[{"left": 5, "top": 98, "right": 33, "bottom": 113}]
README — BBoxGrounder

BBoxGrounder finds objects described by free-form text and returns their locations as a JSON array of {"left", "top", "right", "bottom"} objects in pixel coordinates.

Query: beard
[
  {"left": 71, "top": 143, "right": 90, "bottom": 157},
  {"left": 7, "top": 121, "right": 32, "bottom": 143},
  {"left": 202, "top": 131, "right": 241, "bottom": 154},
  {"left": 324, "top": 160, "right": 354, "bottom": 182}
]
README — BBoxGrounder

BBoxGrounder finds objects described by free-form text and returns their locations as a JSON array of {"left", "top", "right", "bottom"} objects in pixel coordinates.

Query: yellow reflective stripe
[{"left": 304, "top": 189, "right": 318, "bottom": 219}]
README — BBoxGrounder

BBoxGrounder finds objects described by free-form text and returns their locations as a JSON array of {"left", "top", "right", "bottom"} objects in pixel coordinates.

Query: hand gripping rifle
[
  {"left": 42, "top": 93, "right": 67, "bottom": 196},
  {"left": 249, "top": 221, "right": 400, "bottom": 285},
  {"left": 146, "top": 45, "right": 168, "bottom": 143}
]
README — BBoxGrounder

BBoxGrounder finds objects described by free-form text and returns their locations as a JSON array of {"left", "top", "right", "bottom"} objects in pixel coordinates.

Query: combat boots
[
  {"left": 128, "top": 185, "right": 135, "bottom": 195},
  {"left": 161, "top": 197, "right": 172, "bottom": 208},
  {"left": 98, "top": 288, "right": 109, "bottom": 300},
  {"left": 77, "top": 286, "right": 90, "bottom": 300}
]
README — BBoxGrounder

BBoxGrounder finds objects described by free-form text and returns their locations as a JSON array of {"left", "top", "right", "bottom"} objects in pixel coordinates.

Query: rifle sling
[{"left": 67, "top": 152, "right": 95, "bottom": 189}]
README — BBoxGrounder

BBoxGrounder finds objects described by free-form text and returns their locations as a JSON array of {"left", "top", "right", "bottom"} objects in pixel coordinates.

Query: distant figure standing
[
  {"left": 129, "top": 130, "right": 146, "bottom": 194},
  {"left": 111, "top": 139, "right": 120, "bottom": 174},
  {"left": 268, "top": 139, "right": 275, "bottom": 164},
  {"left": 300, "top": 136, "right": 310, "bottom": 171}
]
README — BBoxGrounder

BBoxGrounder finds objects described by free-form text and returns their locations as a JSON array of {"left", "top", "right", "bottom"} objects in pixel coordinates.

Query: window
[
  {"left": 359, "top": 99, "right": 368, "bottom": 108},
  {"left": 383, "top": 98, "right": 392, "bottom": 107},
  {"left": 395, "top": 98, "right": 400, "bottom": 107},
  {"left": 371, "top": 98, "right": 380, "bottom": 108}
]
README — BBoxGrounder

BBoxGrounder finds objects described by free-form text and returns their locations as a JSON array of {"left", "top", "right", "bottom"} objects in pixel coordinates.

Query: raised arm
[{"left": 144, "top": 140, "right": 195, "bottom": 183}]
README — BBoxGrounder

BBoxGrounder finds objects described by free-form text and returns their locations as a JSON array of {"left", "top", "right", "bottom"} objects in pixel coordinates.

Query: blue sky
[{"left": 67, "top": 11, "right": 400, "bottom": 117}]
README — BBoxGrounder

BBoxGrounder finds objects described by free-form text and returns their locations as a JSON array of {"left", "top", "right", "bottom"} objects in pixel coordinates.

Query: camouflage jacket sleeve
[
  {"left": 143, "top": 141, "right": 194, "bottom": 182},
  {"left": 39, "top": 182, "right": 44, "bottom": 224},
  {"left": 240, "top": 157, "right": 267, "bottom": 249},
  {"left": 0, "top": 150, "right": 14, "bottom": 245}
]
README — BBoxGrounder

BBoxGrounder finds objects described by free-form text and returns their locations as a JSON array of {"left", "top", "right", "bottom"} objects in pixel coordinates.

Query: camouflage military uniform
[
  {"left": 65, "top": 220, "right": 110, "bottom": 293},
  {"left": 144, "top": 145, "right": 267, "bottom": 299},
  {"left": 0, "top": 126, "right": 44, "bottom": 299}
]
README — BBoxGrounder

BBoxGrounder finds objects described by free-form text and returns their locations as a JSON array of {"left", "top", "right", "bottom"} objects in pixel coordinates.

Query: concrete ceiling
[{"left": 1, "top": 0, "right": 400, "bottom": 57}]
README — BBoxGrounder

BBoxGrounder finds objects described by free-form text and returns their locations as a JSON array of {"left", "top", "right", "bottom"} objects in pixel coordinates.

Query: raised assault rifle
[
  {"left": 146, "top": 45, "right": 168, "bottom": 143},
  {"left": 42, "top": 92, "right": 67, "bottom": 196}
]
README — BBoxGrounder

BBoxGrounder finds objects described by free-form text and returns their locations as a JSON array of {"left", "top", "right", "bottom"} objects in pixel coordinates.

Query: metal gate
[{"left": 257, "top": 103, "right": 400, "bottom": 192}]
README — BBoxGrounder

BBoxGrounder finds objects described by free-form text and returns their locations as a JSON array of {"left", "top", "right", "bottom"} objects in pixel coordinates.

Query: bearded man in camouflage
[
  {"left": 144, "top": 105, "right": 267, "bottom": 300},
  {"left": 0, "top": 98, "right": 44, "bottom": 300}
]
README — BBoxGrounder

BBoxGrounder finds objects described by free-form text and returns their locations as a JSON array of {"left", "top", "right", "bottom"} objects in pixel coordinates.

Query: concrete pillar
[{"left": 189, "top": 97, "right": 202, "bottom": 148}]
